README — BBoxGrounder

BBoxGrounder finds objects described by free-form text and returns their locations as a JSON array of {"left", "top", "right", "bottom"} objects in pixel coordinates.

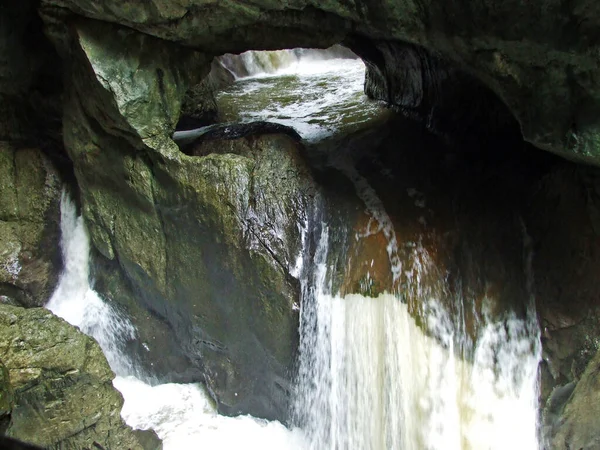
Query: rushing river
[
  {"left": 46, "top": 50, "right": 542, "bottom": 449},
  {"left": 216, "top": 54, "right": 390, "bottom": 142}
]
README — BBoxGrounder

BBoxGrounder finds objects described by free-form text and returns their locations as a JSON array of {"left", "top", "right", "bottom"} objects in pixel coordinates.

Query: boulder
[
  {"left": 0, "top": 143, "right": 62, "bottom": 307},
  {"left": 0, "top": 304, "right": 161, "bottom": 449},
  {"left": 548, "top": 348, "right": 600, "bottom": 450}
]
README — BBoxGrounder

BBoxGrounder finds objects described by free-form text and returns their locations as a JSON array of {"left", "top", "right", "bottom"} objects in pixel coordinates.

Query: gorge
[{"left": 2, "top": 1, "right": 600, "bottom": 449}]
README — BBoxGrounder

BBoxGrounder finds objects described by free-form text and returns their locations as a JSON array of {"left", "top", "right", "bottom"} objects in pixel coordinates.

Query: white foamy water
[
  {"left": 299, "top": 293, "right": 541, "bottom": 450},
  {"left": 217, "top": 57, "right": 389, "bottom": 142},
  {"left": 46, "top": 192, "right": 302, "bottom": 449},
  {"left": 46, "top": 192, "right": 136, "bottom": 375},
  {"left": 114, "top": 376, "right": 306, "bottom": 450}
]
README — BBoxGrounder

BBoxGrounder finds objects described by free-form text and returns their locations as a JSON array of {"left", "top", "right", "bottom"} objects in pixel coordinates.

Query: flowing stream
[{"left": 46, "top": 50, "right": 542, "bottom": 449}]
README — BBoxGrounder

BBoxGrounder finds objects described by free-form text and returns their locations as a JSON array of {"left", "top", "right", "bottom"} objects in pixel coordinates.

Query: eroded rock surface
[
  {"left": 1, "top": 0, "right": 598, "bottom": 435},
  {"left": 55, "top": 18, "right": 318, "bottom": 419},
  {"left": 0, "top": 304, "right": 160, "bottom": 449}
]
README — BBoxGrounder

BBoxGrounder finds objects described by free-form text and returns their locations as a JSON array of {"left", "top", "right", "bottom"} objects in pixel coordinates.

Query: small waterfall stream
[{"left": 45, "top": 50, "right": 542, "bottom": 449}]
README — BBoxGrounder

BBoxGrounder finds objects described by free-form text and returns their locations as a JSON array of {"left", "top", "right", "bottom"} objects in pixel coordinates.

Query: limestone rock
[
  {"left": 0, "top": 304, "right": 161, "bottom": 449},
  {"left": 178, "top": 59, "right": 235, "bottom": 130},
  {"left": 0, "top": 143, "right": 62, "bottom": 307}
]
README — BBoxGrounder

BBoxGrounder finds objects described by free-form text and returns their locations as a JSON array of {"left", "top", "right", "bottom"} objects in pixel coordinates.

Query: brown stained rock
[{"left": 340, "top": 211, "right": 393, "bottom": 297}]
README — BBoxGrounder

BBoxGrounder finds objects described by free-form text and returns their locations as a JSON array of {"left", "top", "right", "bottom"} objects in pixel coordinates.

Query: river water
[{"left": 45, "top": 51, "right": 542, "bottom": 449}]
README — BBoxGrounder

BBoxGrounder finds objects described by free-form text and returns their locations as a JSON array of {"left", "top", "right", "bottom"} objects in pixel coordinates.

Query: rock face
[
  {"left": 1, "top": 0, "right": 598, "bottom": 434},
  {"left": 0, "top": 304, "right": 160, "bottom": 449},
  {"left": 177, "top": 59, "right": 234, "bottom": 130},
  {"left": 350, "top": 38, "right": 522, "bottom": 147},
  {"left": 1, "top": 0, "right": 63, "bottom": 154},
  {"left": 0, "top": 143, "right": 62, "bottom": 307}
]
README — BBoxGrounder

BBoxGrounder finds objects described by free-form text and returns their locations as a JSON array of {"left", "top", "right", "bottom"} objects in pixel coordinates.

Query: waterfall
[
  {"left": 293, "top": 181, "right": 542, "bottom": 450},
  {"left": 46, "top": 191, "right": 137, "bottom": 376},
  {"left": 219, "top": 45, "right": 358, "bottom": 79},
  {"left": 45, "top": 54, "right": 543, "bottom": 449}
]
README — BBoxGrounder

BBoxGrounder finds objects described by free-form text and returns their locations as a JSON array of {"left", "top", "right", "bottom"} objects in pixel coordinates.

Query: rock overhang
[{"left": 36, "top": 0, "right": 600, "bottom": 165}]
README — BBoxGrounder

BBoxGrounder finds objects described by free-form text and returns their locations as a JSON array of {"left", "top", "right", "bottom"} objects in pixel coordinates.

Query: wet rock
[
  {"left": 0, "top": 143, "right": 62, "bottom": 307},
  {"left": 525, "top": 165, "right": 600, "bottom": 419},
  {"left": 548, "top": 348, "right": 600, "bottom": 450},
  {"left": 349, "top": 38, "right": 521, "bottom": 147},
  {"left": 0, "top": 304, "right": 159, "bottom": 449},
  {"left": 174, "top": 121, "right": 302, "bottom": 153},
  {"left": 177, "top": 59, "right": 235, "bottom": 130}
]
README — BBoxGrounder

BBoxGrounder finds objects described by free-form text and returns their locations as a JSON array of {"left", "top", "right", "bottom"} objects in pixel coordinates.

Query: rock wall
[
  {"left": 1, "top": 0, "right": 63, "bottom": 157},
  {"left": 1, "top": 0, "right": 600, "bottom": 439},
  {"left": 548, "top": 347, "right": 600, "bottom": 449},
  {"left": 44, "top": 18, "right": 319, "bottom": 419},
  {"left": 0, "top": 143, "right": 62, "bottom": 307}
]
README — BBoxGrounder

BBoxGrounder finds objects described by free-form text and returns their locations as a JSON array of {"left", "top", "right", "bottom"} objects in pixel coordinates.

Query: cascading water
[
  {"left": 293, "top": 189, "right": 541, "bottom": 450},
  {"left": 46, "top": 191, "right": 137, "bottom": 376},
  {"left": 46, "top": 50, "right": 542, "bottom": 449},
  {"left": 216, "top": 53, "right": 388, "bottom": 142}
]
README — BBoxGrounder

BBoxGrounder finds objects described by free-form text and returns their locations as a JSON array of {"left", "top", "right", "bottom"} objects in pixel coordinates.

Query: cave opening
[{"left": 173, "top": 41, "right": 553, "bottom": 212}]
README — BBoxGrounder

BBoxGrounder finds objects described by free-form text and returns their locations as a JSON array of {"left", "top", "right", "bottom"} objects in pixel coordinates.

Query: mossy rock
[{"left": 0, "top": 304, "right": 161, "bottom": 449}]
